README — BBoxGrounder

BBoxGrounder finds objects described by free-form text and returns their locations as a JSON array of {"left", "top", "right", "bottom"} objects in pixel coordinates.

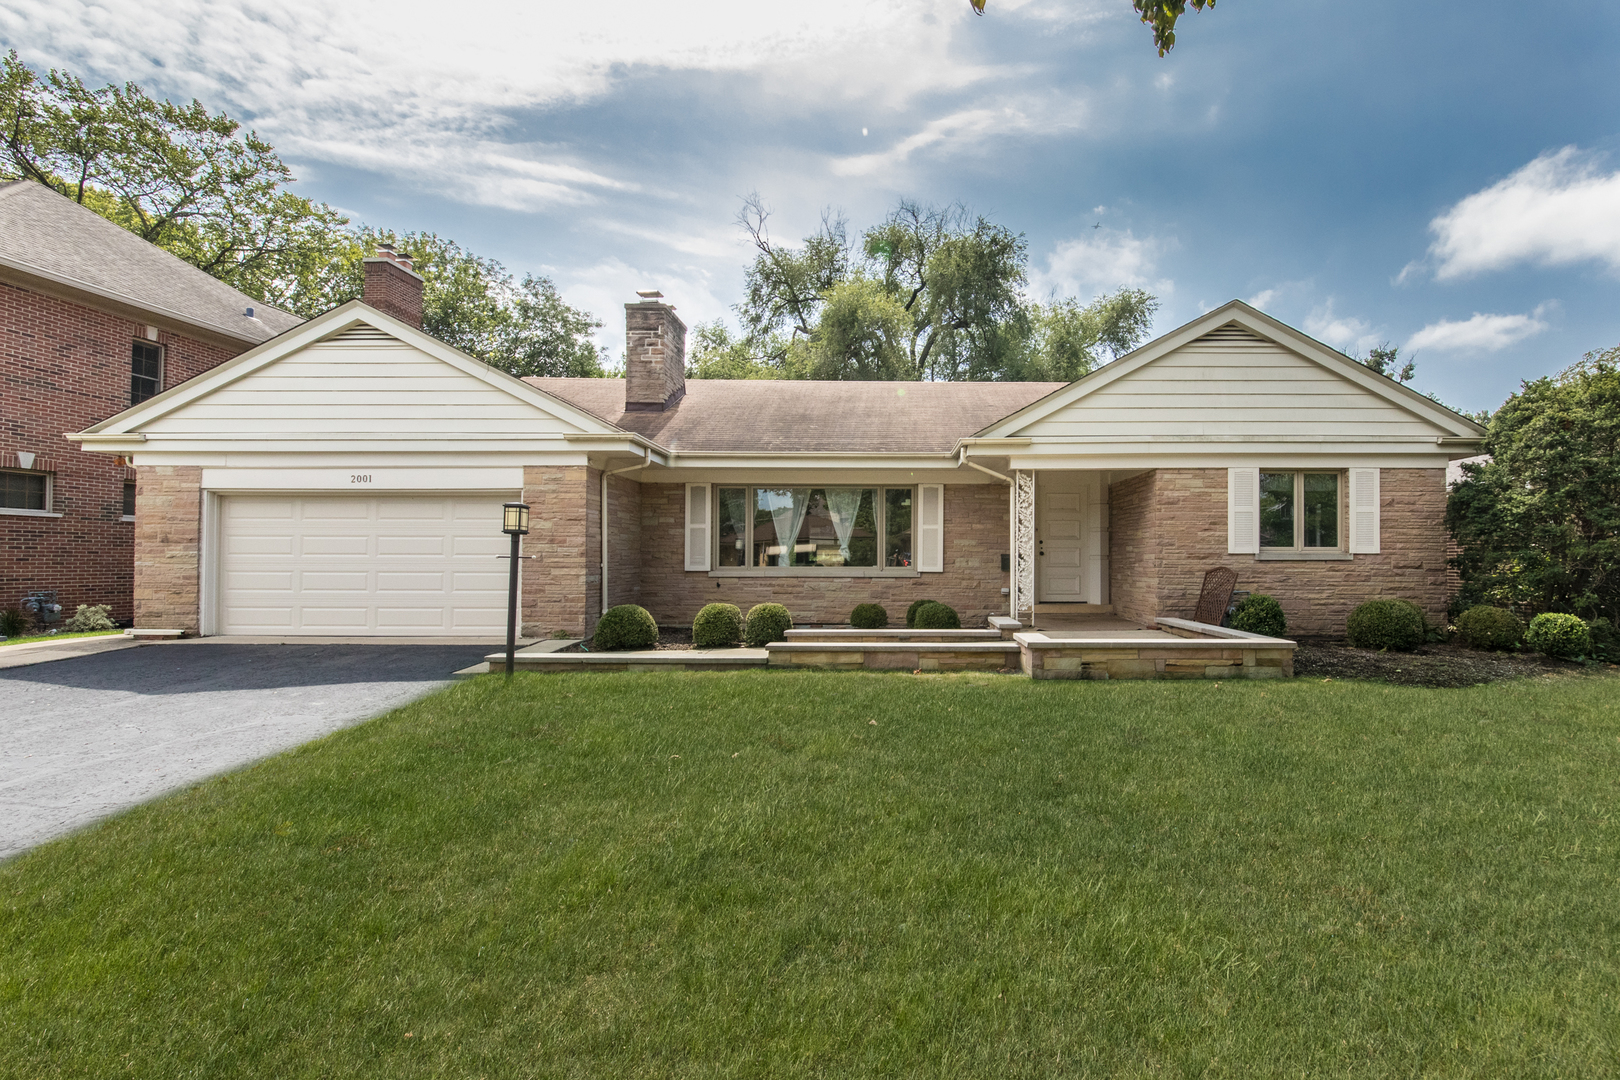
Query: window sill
[
  {"left": 708, "top": 567, "right": 922, "bottom": 578},
  {"left": 121, "top": 515, "right": 136, "bottom": 523},
  {"left": 1256, "top": 549, "right": 1352, "bottom": 561},
  {"left": 0, "top": 508, "right": 62, "bottom": 518}
]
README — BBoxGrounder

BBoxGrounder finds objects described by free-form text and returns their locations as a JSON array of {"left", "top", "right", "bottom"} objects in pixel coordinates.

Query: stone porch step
[
  {"left": 767, "top": 640, "right": 1021, "bottom": 672},
  {"left": 1031, "top": 603, "right": 1114, "bottom": 615}
]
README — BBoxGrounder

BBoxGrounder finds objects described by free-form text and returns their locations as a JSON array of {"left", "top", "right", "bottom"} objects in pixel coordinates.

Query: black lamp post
[{"left": 502, "top": 502, "right": 530, "bottom": 676}]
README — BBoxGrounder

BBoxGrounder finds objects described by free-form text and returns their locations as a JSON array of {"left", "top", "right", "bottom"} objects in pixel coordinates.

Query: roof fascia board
[
  {"left": 0, "top": 257, "right": 268, "bottom": 349},
  {"left": 74, "top": 302, "right": 627, "bottom": 440},
  {"left": 973, "top": 299, "right": 1486, "bottom": 441}
]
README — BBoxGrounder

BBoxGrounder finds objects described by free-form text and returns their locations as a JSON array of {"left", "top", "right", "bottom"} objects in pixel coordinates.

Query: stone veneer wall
[
  {"left": 1108, "top": 467, "right": 1449, "bottom": 637},
  {"left": 132, "top": 465, "right": 202, "bottom": 631},
  {"left": 521, "top": 464, "right": 603, "bottom": 638},
  {"left": 634, "top": 482, "right": 1011, "bottom": 627},
  {"left": 604, "top": 473, "right": 642, "bottom": 609}
]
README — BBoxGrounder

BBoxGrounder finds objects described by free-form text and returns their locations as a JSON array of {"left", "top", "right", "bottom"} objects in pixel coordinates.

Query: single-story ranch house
[{"left": 70, "top": 271, "right": 1485, "bottom": 640}]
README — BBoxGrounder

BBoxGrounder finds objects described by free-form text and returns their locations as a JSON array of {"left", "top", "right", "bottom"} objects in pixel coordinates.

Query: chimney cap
[{"left": 636, "top": 289, "right": 664, "bottom": 300}]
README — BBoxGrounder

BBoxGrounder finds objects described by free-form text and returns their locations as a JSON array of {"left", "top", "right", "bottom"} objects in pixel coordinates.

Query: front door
[{"left": 1037, "top": 473, "right": 1085, "bottom": 601}]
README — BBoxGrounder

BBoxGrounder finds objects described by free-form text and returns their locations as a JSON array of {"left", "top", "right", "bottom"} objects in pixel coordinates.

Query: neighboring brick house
[
  {"left": 70, "top": 277, "right": 1486, "bottom": 640},
  {"left": 0, "top": 181, "right": 301, "bottom": 625}
]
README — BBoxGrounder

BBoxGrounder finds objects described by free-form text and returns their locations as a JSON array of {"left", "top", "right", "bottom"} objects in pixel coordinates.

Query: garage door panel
[{"left": 220, "top": 494, "right": 514, "bottom": 637}]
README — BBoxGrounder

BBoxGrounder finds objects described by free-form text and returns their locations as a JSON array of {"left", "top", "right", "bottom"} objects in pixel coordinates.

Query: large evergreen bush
[
  {"left": 1346, "top": 598, "right": 1425, "bottom": 651},
  {"left": 594, "top": 605, "right": 658, "bottom": 651},
  {"left": 693, "top": 603, "right": 743, "bottom": 648}
]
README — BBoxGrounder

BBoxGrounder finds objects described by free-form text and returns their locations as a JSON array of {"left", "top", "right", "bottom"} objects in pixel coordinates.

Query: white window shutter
[
  {"left": 684, "top": 483, "right": 711, "bottom": 571},
  {"left": 1227, "top": 468, "right": 1259, "bottom": 554},
  {"left": 1347, "top": 468, "right": 1381, "bottom": 554},
  {"left": 918, "top": 484, "right": 944, "bottom": 573}
]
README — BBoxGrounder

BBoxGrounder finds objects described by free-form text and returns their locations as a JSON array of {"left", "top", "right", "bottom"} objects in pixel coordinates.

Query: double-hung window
[
  {"left": 131, "top": 341, "right": 163, "bottom": 405},
  {"left": 1259, "top": 471, "right": 1341, "bottom": 551},
  {"left": 713, "top": 486, "right": 916, "bottom": 570}
]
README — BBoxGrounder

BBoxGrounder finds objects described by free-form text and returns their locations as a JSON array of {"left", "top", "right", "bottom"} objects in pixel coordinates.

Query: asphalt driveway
[{"left": 0, "top": 642, "right": 492, "bottom": 860}]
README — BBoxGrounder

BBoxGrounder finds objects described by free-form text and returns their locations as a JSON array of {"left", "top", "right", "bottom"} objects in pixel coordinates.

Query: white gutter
[{"left": 602, "top": 447, "right": 653, "bottom": 615}]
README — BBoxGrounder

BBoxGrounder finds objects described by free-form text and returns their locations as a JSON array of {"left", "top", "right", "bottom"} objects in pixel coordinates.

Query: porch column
[{"left": 1011, "top": 469, "right": 1036, "bottom": 620}]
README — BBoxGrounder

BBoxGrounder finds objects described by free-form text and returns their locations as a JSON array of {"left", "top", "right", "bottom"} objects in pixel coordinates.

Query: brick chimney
[
  {"left": 623, "top": 291, "right": 686, "bottom": 411},
  {"left": 362, "top": 244, "right": 425, "bottom": 328}
]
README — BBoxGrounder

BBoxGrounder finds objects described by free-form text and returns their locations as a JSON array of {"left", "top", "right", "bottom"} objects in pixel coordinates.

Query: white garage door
[{"left": 219, "top": 495, "right": 514, "bottom": 636}]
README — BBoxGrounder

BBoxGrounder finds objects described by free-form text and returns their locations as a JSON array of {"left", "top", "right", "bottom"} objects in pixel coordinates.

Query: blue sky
[{"left": 3, "top": 0, "right": 1617, "bottom": 413}]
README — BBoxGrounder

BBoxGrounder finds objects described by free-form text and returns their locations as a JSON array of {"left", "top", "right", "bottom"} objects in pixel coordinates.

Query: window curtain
[
  {"left": 825, "top": 488, "right": 864, "bottom": 562},
  {"left": 764, "top": 488, "right": 812, "bottom": 566}
]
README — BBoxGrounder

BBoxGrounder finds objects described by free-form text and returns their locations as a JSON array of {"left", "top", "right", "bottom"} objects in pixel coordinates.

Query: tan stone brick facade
[
  {"left": 604, "top": 473, "right": 642, "bottom": 608},
  {"left": 1109, "top": 467, "right": 1449, "bottom": 637},
  {"left": 520, "top": 464, "right": 603, "bottom": 638},
  {"left": 132, "top": 465, "right": 202, "bottom": 631},
  {"left": 634, "top": 482, "right": 1011, "bottom": 628}
]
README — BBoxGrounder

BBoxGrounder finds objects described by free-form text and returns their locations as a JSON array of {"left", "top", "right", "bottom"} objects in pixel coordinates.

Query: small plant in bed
[
  {"left": 0, "top": 606, "right": 28, "bottom": 638},
  {"left": 593, "top": 605, "right": 658, "bottom": 651},
  {"left": 61, "top": 604, "right": 116, "bottom": 633},
  {"left": 912, "top": 601, "right": 961, "bottom": 630},
  {"left": 1526, "top": 612, "right": 1591, "bottom": 659},
  {"left": 1455, "top": 604, "right": 1523, "bottom": 651},
  {"left": 1346, "top": 598, "right": 1426, "bottom": 651},
  {"left": 1229, "top": 593, "right": 1286, "bottom": 637},
  {"left": 905, "top": 598, "right": 936, "bottom": 628},
  {"left": 693, "top": 603, "right": 744, "bottom": 648},
  {"left": 849, "top": 603, "right": 889, "bottom": 630},
  {"left": 743, "top": 603, "right": 793, "bottom": 647}
]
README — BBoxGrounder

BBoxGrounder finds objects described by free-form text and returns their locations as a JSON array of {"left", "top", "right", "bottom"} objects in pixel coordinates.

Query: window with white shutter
[
  {"left": 1227, "top": 468, "right": 1259, "bottom": 554},
  {"left": 1347, "top": 468, "right": 1381, "bottom": 554},
  {"left": 917, "top": 484, "right": 944, "bottom": 573},
  {"left": 684, "top": 483, "right": 710, "bottom": 571}
]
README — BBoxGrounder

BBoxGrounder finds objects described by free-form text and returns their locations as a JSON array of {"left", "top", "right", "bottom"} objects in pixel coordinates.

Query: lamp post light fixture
[{"left": 502, "top": 502, "right": 530, "bottom": 676}]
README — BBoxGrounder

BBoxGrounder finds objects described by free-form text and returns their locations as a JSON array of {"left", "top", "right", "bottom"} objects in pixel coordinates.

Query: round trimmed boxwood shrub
[
  {"left": 1455, "top": 604, "right": 1523, "bottom": 651},
  {"left": 693, "top": 603, "right": 743, "bottom": 648},
  {"left": 912, "top": 601, "right": 961, "bottom": 630},
  {"left": 1525, "top": 612, "right": 1591, "bottom": 659},
  {"left": 744, "top": 603, "right": 793, "bottom": 647},
  {"left": 1346, "top": 598, "right": 1425, "bottom": 651},
  {"left": 850, "top": 603, "right": 889, "bottom": 629},
  {"left": 1230, "top": 593, "right": 1287, "bottom": 638},
  {"left": 593, "top": 604, "right": 658, "bottom": 651},
  {"left": 905, "top": 599, "right": 937, "bottom": 629}
]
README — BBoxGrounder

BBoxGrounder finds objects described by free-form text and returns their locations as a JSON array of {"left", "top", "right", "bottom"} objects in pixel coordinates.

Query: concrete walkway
[
  {"left": 0, "top": 633, "right": 142, "bottom": 670},
  {"left": 0, "top": 641, "right": 491, "bottom": 861}
]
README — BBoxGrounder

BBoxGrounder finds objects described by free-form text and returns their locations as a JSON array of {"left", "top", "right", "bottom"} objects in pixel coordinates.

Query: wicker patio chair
[{"left": 1193, "top": 567, "right": 1239, "bottom": 626}]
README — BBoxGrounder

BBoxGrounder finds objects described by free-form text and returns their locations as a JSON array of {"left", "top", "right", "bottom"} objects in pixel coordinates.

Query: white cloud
[
  {"left": 1423, "top": 147, "right": 1620, "bottom": 280},
  {"left": 1404, "top": 307, "right": 1551, "bottom": 353},
  {"left": 831, "top": 97, "right": 1084, "bottom": 178},
  {"left": 1304, "top": 301, "right": 1379, "bottom": 355},
  {"left": 1246, "top": 288, "right": 1277, "bottom": 309},
  {"left": 1031, "top": 229, "right": 1173, "bottom": 300}
]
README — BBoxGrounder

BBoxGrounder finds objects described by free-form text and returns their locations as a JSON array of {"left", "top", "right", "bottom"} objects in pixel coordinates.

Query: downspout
[
  {"left": 957, "top": 446, "right": 1012, "bottom": 485},
  {"left": 602, "top": 447, "right": 653, "bottom": 616}
]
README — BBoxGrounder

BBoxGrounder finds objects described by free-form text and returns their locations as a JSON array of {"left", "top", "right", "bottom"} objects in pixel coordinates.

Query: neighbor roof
[
  {"left": 527, "top": 378, "right": 1067, "bottom": 454},
  {"left": 0, "top": 180, "right": 301, "bottom": 344}
]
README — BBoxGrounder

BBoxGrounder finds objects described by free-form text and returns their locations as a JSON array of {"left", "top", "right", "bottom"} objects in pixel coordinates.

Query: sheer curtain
[
  {"left": 763, "top": 488, "right": 812, "bottom": 566},
  {"left": 825, "top": 489, "right": 864, "bottom": 563}
]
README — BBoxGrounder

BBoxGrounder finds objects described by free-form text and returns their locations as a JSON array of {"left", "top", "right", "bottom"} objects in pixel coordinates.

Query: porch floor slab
[{"left": 1029, "top": 614, "right": 1158, "bottom": 635}]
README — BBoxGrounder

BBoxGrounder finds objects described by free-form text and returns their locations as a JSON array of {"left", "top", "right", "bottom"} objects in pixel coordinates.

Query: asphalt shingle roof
[
  {"left": 0, "top": 181, "right": 301, "bottom": 343},
  {"left": 526, "top": 377, "right": 1067, "bottom": 454}
]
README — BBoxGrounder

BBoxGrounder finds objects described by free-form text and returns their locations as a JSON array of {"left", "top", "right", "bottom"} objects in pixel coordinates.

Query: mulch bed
[
  {"left": 562, "top": 627, "right": 704, "bottom": 653},
  {"left": 1292, "top": 641, "right": 1599, "bottom": 689}
]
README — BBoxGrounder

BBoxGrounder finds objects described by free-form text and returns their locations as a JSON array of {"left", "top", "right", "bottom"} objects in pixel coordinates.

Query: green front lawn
[{"left": 3, "top": 671, "right": 1617, "bottom": 1077}]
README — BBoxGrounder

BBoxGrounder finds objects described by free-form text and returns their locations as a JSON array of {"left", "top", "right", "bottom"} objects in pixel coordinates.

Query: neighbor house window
[
  {"left": 1260, "top": 472, "right": 1340, "bottom": 549},
  {"left": 122, "top": 481, "right": 136, "bottom": 519},
  {"left": 1, "top": 470, "right": 48, "bottom": 512},
  {"left": 131, "top": 341, "right": 163, "bottom": 404},
  {"left": 714, "top": 486, "right": 914, "bottom": 569}
]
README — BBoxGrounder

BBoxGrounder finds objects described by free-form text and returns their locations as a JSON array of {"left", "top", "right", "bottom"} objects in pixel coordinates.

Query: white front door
[
  {"left": 218, "top": 494, "right": 514, "bottom": 636},
  {"left": 1037, "top": 472, "right": 1109, "bottom": 604}
]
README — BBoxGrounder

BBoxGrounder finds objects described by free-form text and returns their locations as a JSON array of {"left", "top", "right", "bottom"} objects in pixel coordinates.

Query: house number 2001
[{"left": 350, "top": 474, "right": 372, "bottom": 484}]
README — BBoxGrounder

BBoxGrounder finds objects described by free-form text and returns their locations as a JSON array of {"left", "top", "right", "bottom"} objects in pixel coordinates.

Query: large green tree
[
  {"left": 1446, "top": 345, "right": 1620, "bottom": 624},
  {"left": 0, "top": 52, "right": 606, "bottom": 378},
  {"left": 703, "top": 194, "right": 1157, "bottom": 382}
]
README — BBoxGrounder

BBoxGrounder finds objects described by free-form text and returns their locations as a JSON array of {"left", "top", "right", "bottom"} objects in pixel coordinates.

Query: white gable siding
[
  {"left": 1010, "top": 324, "right": 1444, "bottom": 441},
  {"left": 140, "top": 327, "right": 588, "bottom": 438}
]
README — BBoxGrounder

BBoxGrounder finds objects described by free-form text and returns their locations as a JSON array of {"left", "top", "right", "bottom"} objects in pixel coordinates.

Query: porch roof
[{"left": 526, "top": 378, "right": 1066, "bottom": 454}]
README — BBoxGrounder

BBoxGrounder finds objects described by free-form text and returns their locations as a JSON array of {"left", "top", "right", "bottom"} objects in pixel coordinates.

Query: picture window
[{"left": 715, "top": 486, "right": 915, "bottom": 570}]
